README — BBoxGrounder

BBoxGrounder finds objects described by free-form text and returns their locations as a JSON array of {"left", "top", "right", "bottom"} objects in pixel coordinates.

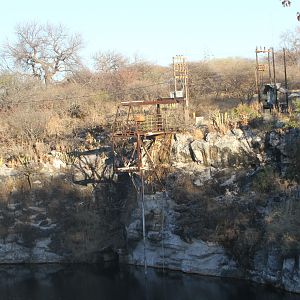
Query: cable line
[{"left": 0, "top": 81, "right": 171, "bottom": 106}]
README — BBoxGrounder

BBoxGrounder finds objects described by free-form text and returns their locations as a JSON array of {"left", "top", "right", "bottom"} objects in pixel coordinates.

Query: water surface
[{"left": 0, "top": 264, "right": 299, "bottom": 300}]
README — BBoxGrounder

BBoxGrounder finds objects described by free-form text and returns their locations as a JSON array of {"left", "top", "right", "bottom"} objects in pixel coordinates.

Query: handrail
[{"left": 113, "top": 112, "right": 181, "bottom": 136}]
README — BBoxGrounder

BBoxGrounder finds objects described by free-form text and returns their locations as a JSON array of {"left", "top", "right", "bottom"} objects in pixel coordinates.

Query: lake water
[{"left": 0, "top": 264, "right": 300, "bottom": 300}]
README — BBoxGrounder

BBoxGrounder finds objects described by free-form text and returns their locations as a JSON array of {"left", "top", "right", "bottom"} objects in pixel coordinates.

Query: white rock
[
  {"left": 52, "top": 158, "right": 66, "bottom": 169},
  {"left": 269, "top": 132, "right": 280, "bottom": 147}
]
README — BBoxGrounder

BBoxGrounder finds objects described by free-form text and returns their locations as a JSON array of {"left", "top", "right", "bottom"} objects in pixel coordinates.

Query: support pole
[
  {"left": 272, "top": 48, "right": 277, "bottom": 86},
  {"left": 140, "top": 170, "right": 147, "bottom": 275},
  {"left": 157, "top": 104, "right": 162, "bottom": 131},
  {"left": 184, "top": 59, "right": 189, "bottom": 109},
  {"left": 173, "top": 56, "right": 177, "bottom": 93},
  {"left": 283, "top": 48, "right": 289, "bottom": 109},
  {"left": 272, "top": 48, "right": 278, "bottom": 111},
  {"left": 255, "top": 47, "right": 261, "bottom": 102},
  {"left": 268, "top": 50, "right": 272, "bottom": 83},
  {"left": 255, "top": 69, "right": 260, "bottom": 103}
]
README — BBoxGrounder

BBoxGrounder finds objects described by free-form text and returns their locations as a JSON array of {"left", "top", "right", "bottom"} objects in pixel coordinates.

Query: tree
[
  {"left": 281, "top": 0, "right": 291, "bottom": 7},
  {"left": 93, "top": 50, "right": 128, "bottom": 73},
  {"left": 280, "top": 0, "right": 300, "bottom": 21},
  {"left": 189, "top": 62, "right": 221, "bottom": 99},
  {"left": 3, "top": 22, "right": 83, "bottom": 85},
  {"left": 92, "top": 51, "right": 168, "bottom": 101},
  {"left": 189, "top": 58, "right": 255, "bottom": 104},
  {"left": 280, "top": 27, "right": 300, "bottom": 65}
]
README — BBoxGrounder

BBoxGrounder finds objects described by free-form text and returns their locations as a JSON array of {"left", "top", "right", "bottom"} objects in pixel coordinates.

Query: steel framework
[
  {"left": 112, "top": 56, "right": 189, "bottom": 182},
  {"left": 111, "top": 56, "right": 189, "bottom": 273},
  {"left": 173, "top": 55, "right": 189, "bottom": 107},
  {"left": 112, "top": 98, "right": 185, "bottom": 181}
]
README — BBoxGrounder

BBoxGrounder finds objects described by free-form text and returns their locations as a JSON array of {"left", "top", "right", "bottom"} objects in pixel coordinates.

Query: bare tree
[
  {"left": 3, "top": 22, "right": 83, "bottom": 85},
  {"left": 280, "top": 27, "right": 300, "bottom": 64},
  {"left": 281, "top": 0, "right": 291, "bottom": 7},
  {"left": 93, "top": 50, "right": 128, "bottom": 73},
  {"left": 279, "top": 0, "right": 300, "bottom": 21}
]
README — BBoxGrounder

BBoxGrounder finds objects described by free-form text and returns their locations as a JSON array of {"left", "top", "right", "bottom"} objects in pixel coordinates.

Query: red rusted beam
[
  {"left": 113, "top": 128, "right": 178, "bottom": 137},
  {"left": 120, "top": 98, "right": 185, "bottom": 107}
]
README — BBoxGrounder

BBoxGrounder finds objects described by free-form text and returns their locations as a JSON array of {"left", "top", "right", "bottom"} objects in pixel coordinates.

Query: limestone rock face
[
  {"left": 251, "top": 248, "right": 300, "bottom": 293},
  {"left": 120, "top": 128, "right": 300, "bottom": 293},
  {"left": 0, "top": 237, "right": 63, "bottom": 264},
  {"left": 122, "top": 190, "right": 300, "bottom": 293},
  {"left": 266, "top": 128, "right": 300, "bottom": 171},
  {"left": 173, "top": 129, "right": 261, "bottom": 169},
  {"left": 0, "top": 171, "right": 126, "bottom": 264},
  {"left": 122, "top": 194, "right": 240, "bottom": 278},
  {"left": 282, "top": 257, "right": 300, "bottom": 293},
  {"left": 171, "top": 134, "right": 194, "bottom": 164}
]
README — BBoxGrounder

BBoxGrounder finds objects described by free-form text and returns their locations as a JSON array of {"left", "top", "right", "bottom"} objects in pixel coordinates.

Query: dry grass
[{"left": 0, "top": 80, "right": 116, "bottom": 165}]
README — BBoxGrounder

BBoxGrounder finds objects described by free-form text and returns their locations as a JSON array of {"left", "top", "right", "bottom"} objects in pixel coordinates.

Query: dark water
[{"left": 0, "top": 264, "right": 300, "bottom": 300}]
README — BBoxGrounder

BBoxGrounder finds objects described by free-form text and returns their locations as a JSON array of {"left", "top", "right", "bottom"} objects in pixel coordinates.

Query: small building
[
  {"left": 262, "top": 83, "right": 288, "bottom": 112},
  {"left": 262, "top": 84, "right": 277, "bottom": 109}
]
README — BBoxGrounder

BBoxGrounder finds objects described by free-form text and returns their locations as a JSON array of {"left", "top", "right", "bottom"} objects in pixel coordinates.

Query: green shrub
[
  {"left": 231, "top": 103, "right": 261, "bottom": 126},
  {"left": 293, "top": 99, "right": 300, "bottom": 113},
  {"left": 266, "top": 201, "right": 300, "bottom": 256},
  {"left": 252, "top": 166, "right": 278, "bottom": 194},
  {"left": 284, "top": 116, "right": 300, "bottom": 129},
  {"left": 286, "top": 140, "right": 300, "bottom": 182}
]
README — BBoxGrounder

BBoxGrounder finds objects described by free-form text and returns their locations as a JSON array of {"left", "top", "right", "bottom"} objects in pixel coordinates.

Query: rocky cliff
[
  {"left": 122, "top": 128, "right": 300, "bottom": 293},
  {"left": 0, "top": 126, "right": 300, "bottom": 293},
  {"left": 0, "top": 145, "right": 125, "bottom": 264}
]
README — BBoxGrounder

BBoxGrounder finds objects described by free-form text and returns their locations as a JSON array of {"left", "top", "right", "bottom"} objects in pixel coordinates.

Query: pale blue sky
[{"left": 0, "top": 0, "right": 298, "bottom": 66}]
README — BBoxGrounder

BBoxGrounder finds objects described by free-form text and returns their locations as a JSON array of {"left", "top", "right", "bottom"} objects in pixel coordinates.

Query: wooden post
[
  {"left": 283, "top": 48, "right": 289, "bottom": 109},
  {"left": 272, "top": 48, "right": 279, "bottom": 111},
  {"left": 267, "top": 50, "right": 272, "bottom": 83},
  {"left": 255, "top": 47, "right": 261, "bottom": 102}
]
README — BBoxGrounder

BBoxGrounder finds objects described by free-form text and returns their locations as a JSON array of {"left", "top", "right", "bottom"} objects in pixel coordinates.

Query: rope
[
  {"left": 140, "top": 171, "right": 147, "bottom": 276},
  {"left": 130, "top": 172, "right": 147, "bottom": 275},
  {"left": 161, "top": 189, "right": 167, "bottom": 273}
]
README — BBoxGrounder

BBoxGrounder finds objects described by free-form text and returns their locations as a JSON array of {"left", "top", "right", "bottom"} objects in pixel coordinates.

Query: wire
[
  {"left": 1, "top": 79, "right": 251, "bottom": 107},
  {"left": 0, "top": 64, "right": 269, "bottom": 110},
  {"left": 0, "top": 65, "right": 261, "bottom": 107},
  {"left": 0, "top": 80, "right": 171, "bottom": 106}
]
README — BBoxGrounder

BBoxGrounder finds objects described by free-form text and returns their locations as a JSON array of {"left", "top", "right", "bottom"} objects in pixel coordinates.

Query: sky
[{"left": 0, "top": 0, "right": 298, "bottom": 66}]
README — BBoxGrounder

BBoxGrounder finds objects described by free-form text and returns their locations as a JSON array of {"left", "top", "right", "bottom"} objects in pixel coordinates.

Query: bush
[
  {"left": 266, "top": 201, "right": 300, "bottom": 256},
  {"left": 286, "top": 140, "right": 300, "bottom": 182},
  {"left": 231, "top": 103, "right": 261, "bottom": 126},
  {"left": 252, "top": 166, "right": 278, "bottom": 194},
  {"left": 68, "top": 103, "right": 86, "bottom": 119},
  {"left": 292, "top": 99, "right": 300, "bottom": 113},
  {"left": 284, "top": 118, "right": 300, "bottom": 129}
]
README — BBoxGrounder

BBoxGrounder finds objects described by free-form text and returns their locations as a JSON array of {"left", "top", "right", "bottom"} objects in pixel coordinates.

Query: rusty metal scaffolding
[
  {"left": 112, "top": 98, "right": 185, "bottom": 178},
  {"left": 173, "top": 55, "right": 189, "bottom": 107},
  {"left": 112, "top": 55, "right": 189, "bottom": 179},
  {"left": 112, "top": 99, "right": 186, "bottom": 274},
  {"left": 111, "top": 56, "right": 189, "bottom": 273}
]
